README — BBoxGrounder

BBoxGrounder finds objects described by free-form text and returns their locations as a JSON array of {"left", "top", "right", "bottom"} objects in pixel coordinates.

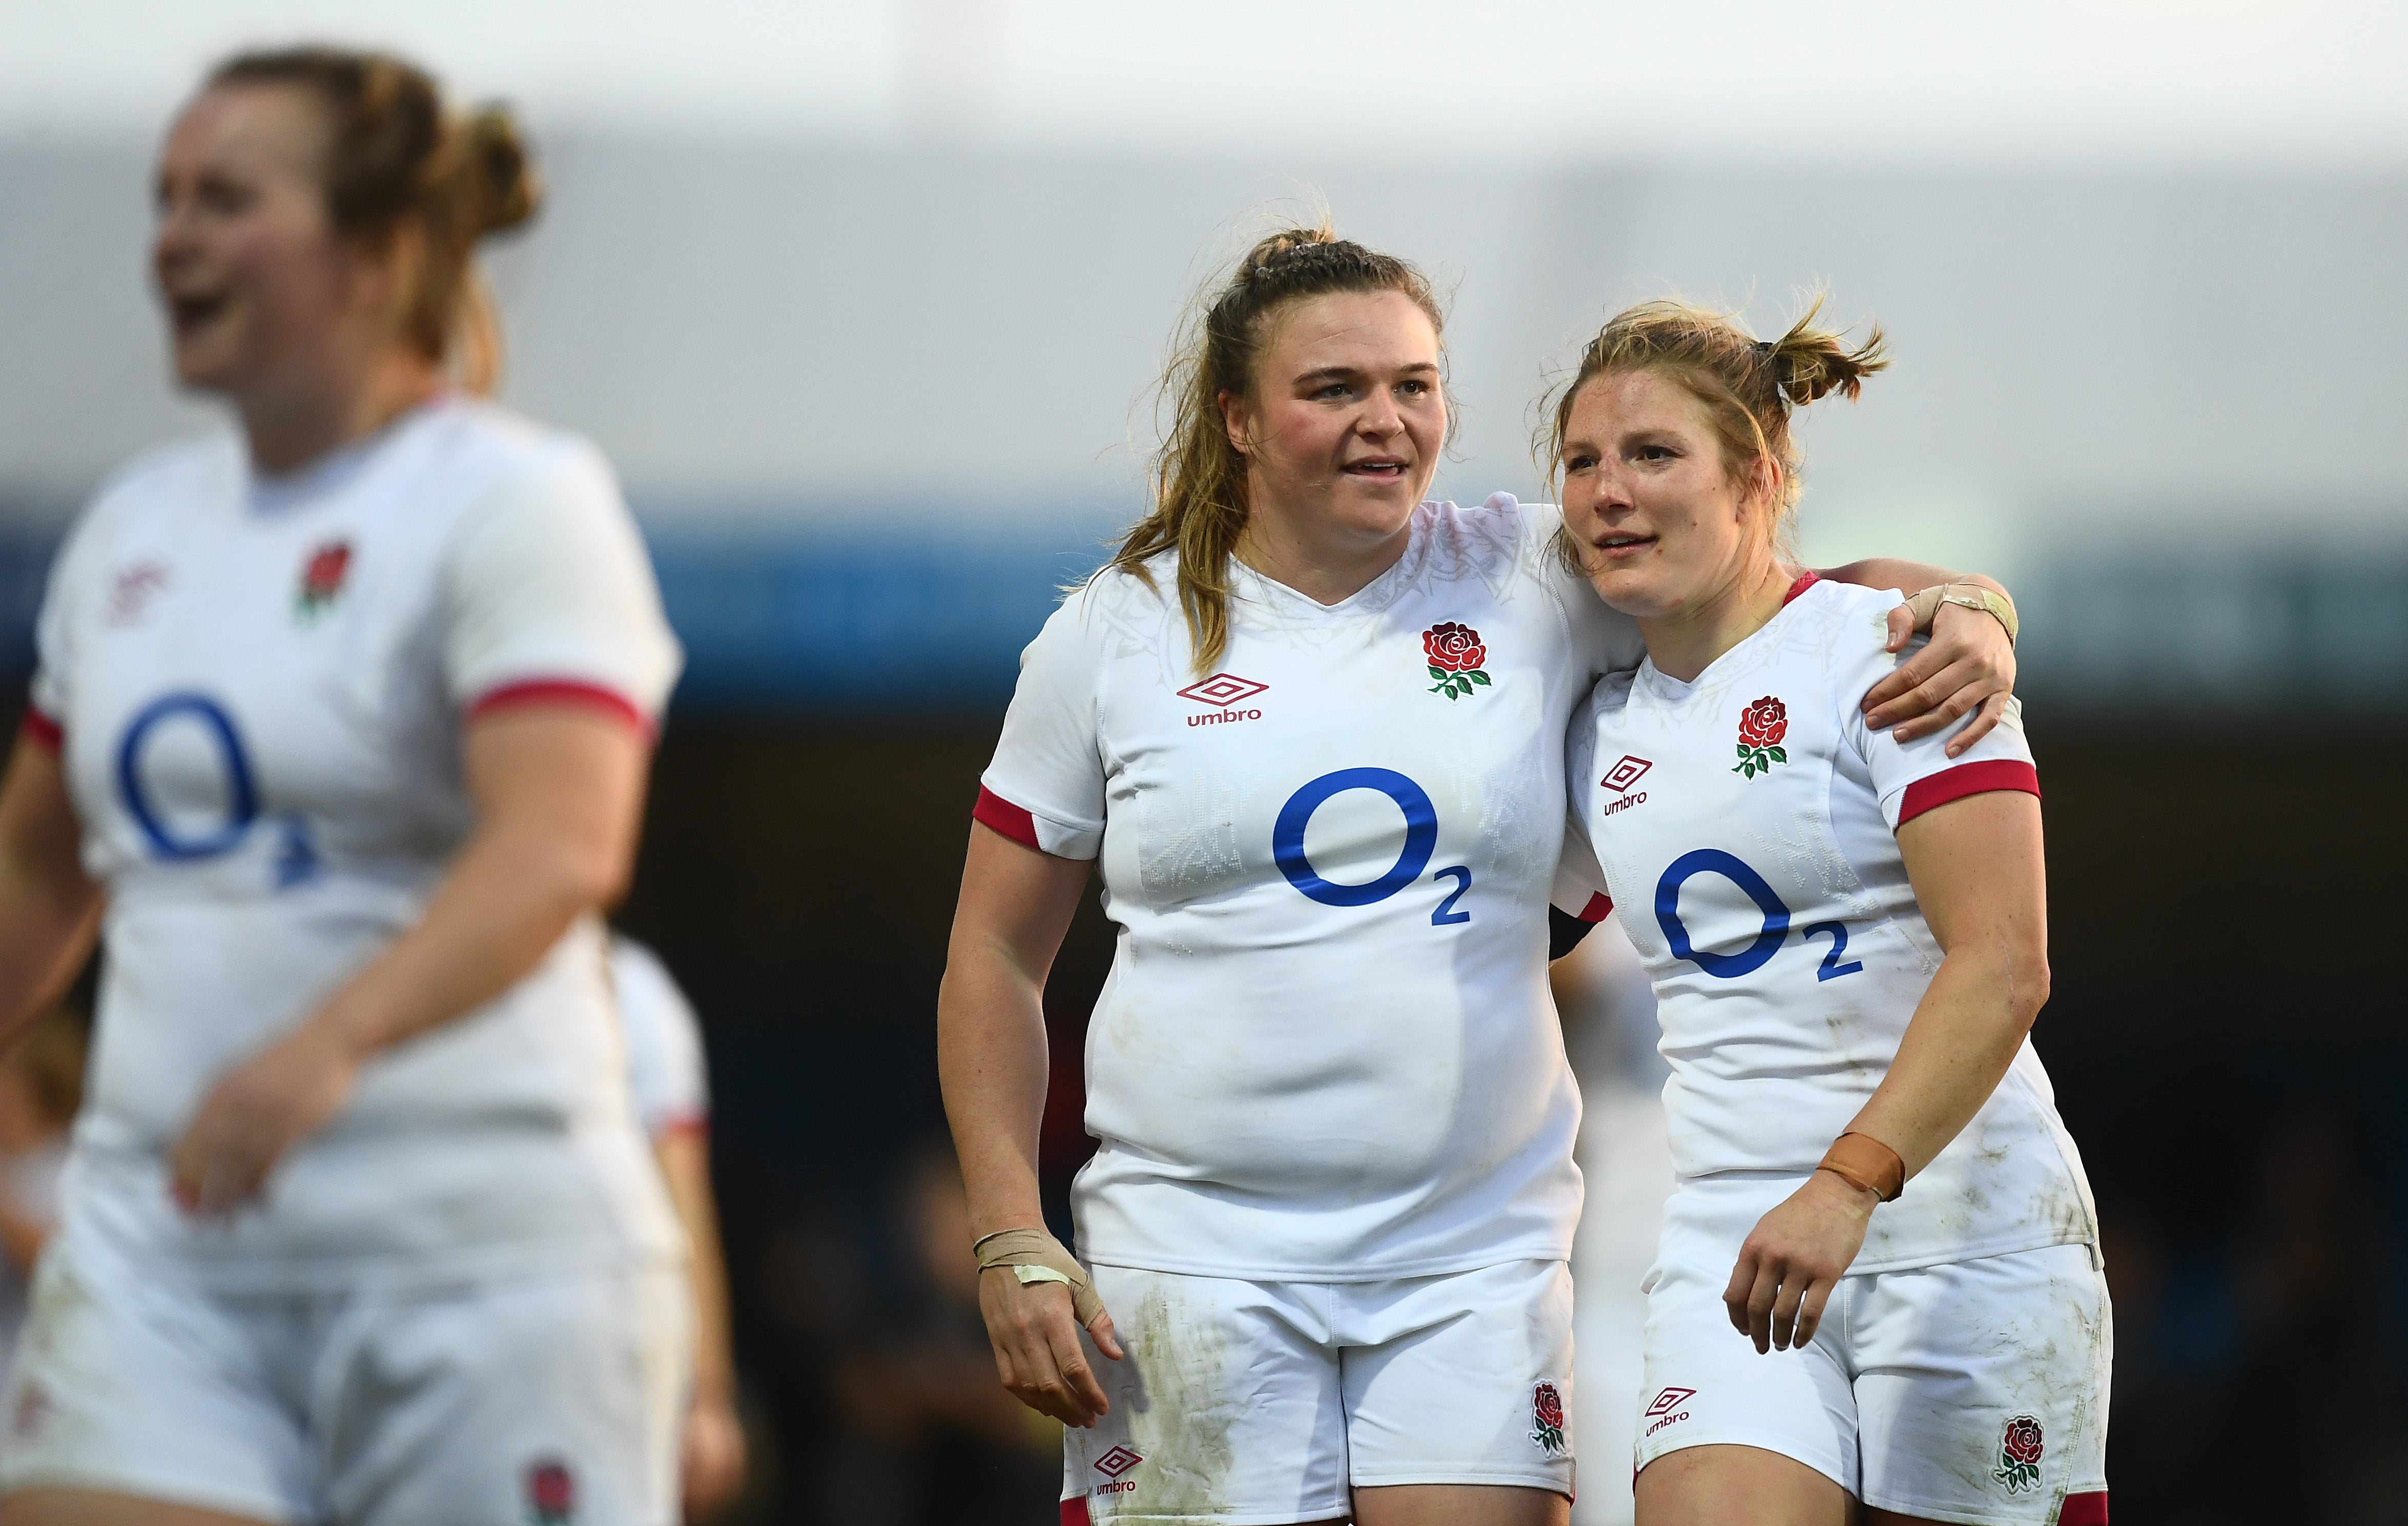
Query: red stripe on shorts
[
  {"left": 1578, "top": 892, "right": 1612, "bottom": 923},
  {"left": 18, "top": 709, "right": 61, "bottom": 753},
  {"left": 1897, "top": 759, "right": 2039, "bottom": 826},
  {"left": 2060, "top": 1490, "right": 2108, "bottom": 1525},
  {"left": 1060, "top": 1498, "right": 1093, "bottom": 1526},
  {"left": 973, "top": 786, "right": 1042, "bottom": 851}
]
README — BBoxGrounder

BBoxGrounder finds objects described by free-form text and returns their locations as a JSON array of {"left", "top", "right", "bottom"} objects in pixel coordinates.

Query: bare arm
[
  {"left": 935, "top": 820, "right": 1120, "bottom": 1426},
  {"left": 654, "top": 1127, "right": 747, "bottom": 1521},
  {"left": 1816, "top": 558, "right": 2018, "bottom": 752},
  {"left": 0, "top": 739, "right": 102, "bottom": 1049},
  {"left": 1726, "top": 790, "right": 2048, "bottom": 1353},
  {"left": 172, "top": 703, "right": 650, "bottom": 1213}
]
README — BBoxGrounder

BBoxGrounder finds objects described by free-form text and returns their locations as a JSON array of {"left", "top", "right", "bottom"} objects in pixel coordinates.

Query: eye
[
  {"left": 1631, "top": 442, "right": 1679, "bottom": 464},
  {"left": 1397, "top": 378, "right": 1430, "bottom": 397},
  {"left": 1563, "top": 450, "right": 1598, "bottom": 472},
  {"left": 1313, "top": 381, "right": 1353, "bottom": 401}
]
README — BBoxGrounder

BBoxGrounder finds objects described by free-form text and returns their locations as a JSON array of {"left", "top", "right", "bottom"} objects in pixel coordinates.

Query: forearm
[
  {"left": 1818, "top": 558, "right": 2008, "bottom": 600},
  {"left": 937, "top": 949, "right": 1052, "bottom": 1238},
  {"left": 0, "top": 864, "right": 98, "bottom": 1049},
  {"left": 1843, "top": 947, "right": 2040, "bottom": 1180},
  {"left": 656, "top": 1133, "right": 739, "bottom": 1402},
  {"left": 310, "top": 819, "right": 611, "bottom": 1062}
]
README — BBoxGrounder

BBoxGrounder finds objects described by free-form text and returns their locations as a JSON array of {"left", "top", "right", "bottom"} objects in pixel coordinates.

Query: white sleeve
[
  {"left": 1838, "top": 618, "right": 2040, "bottom": 831},
  {"left": 441, "top": 442, "right": 683, "bottom": 726},
  {"left": 610, "top": 938, "right": 709, "bottom": 1136},
  {"left": 974, "top": 591, "right": 1107, "bottom": 860}
]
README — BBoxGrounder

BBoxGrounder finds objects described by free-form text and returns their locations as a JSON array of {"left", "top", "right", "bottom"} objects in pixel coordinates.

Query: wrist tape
[
  {"left": 972, "top": 1227, "right": 1106, "bottom": 1327},
  {"left": 1818, "top": 1131, "right": 1906, "bottom": 1202}
]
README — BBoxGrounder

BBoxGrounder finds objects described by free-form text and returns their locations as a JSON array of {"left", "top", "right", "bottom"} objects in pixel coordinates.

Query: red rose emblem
[
  {"left": 527, "top": 1459, "right": 575, "bottom": 1523},
  {"left": 1422, "top": 623, "right": 1493, "bottom": 700},
  {"left": 1738, "top": 696, "right": 1787, "bottom": 749},
  {"left": 297, "top": 540, "right": 353, "bottom": 616},
  {"left": 2001, "top": 1416, "right": 2043, "bottom": 1467},
  {"left": 1534, "top": 1382, "right": 1565, "bottom": 1430},
  {"left": 1424, "top": 622, "right": 1487, "bottom": 673}
]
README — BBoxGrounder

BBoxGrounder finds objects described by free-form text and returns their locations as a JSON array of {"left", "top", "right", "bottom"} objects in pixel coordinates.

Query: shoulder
[
  {"left": 1044, "top": 551, "right": 1180, "bottom": 656},
  {"left": 609, "top": 937, "right": 692, "bottom": 1025},
  {"left": 80, "top": 434, "right": 241, "bottom": 535},
  {"left": 1418, "top": 493, "right": 1555, "bottom": 579},
  {"left": 1786, "top": 579, "right": 1908, "bottom": 678},
  {"left": 423, "top": 398, "right": 619, "bottom": 511}
]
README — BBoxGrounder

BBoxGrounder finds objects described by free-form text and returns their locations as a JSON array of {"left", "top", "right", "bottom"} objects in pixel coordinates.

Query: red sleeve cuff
[
  {"left": 1898, "top": 759, "right": 2040, "bottom": 826},
  {"left": 18, "top": 709, "right": 61, "bottom": 753},
  {"left": 972, "top": 785, "right": 1042, "bottom": 851},
  {"left": 464, "top": 679, "right": 653, "bottom": 738},
  {"left": 1577, "top": 892, "right": 1613, "bottom": 923},
  {"left": 654, "top": 1112, "right": 710, "bottom": 1140}
]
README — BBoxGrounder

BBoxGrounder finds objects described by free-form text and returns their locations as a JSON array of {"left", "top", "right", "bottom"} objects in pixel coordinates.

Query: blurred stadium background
[{"left": 3, "top": 3, "right": 2402, "bottom": 1521}]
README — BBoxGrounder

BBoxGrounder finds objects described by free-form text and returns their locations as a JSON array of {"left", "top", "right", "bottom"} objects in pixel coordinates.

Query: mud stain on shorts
[{"left": 1117, "top": 1278, "right": 1240, "bottom": 1518}]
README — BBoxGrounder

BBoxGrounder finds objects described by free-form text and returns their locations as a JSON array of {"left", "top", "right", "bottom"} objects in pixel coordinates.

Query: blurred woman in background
[
  {"left": 1553, "top": 300, "right": 2106, "bottom": 1526},
  {"left": 0, "top": 48, "right": 688, "bottom": 1526},
  {"left": 939, "top": 226, "right": 2023, "bottom": 1526}
]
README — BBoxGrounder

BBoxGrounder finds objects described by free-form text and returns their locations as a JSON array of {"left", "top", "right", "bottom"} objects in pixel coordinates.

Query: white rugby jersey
[
  {"left": 1565, "top": 578, "right": 2096, "bottom": 1272},
  {"left": 27, "top": 396, "right": 684, "bottom": 1288},
  {"left": 610, "top": 936, "right": 709, "bottom": 1139},
  {"left": 978, "top": 496, "right": 1644, "bottom": 1280}
]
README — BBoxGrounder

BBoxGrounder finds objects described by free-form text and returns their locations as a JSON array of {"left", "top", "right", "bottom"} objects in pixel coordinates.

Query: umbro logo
[
  {"left": 1094, "top": 1447, "right": 1143, "bottom": 1478},
  {"left": 1602, "top": 755, "right": 1653, "bottom": 792},
  {"left": 1179, "top": 672, "right": 1267, "bottom": 728},
  {"left": 1178, "top": 673, "right": 1268, "bottom": 707},
  {"left": 1644, "top": 1387, "right": 1694, "bottom": 1418}
]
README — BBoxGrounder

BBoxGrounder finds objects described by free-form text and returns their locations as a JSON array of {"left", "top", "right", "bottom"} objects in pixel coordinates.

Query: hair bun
[{"left": 458, "top": 106, "right": 538, "bottom": 236}]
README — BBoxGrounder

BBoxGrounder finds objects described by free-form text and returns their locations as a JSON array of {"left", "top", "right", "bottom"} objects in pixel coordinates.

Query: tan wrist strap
[
  {"left": 1818, "top": 1132, "right": 1905, "bottom": 1202},
  {"left": 972, "top": 1227, "right": 1106, "bottom": 1327},
  {"left": 1905, "top": 582, "right": 2019, "bottom": 647}
]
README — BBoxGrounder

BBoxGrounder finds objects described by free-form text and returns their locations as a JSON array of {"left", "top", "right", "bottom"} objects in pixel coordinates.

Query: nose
[{"left": 1356, "top": 385, "right": 1406, "bottom": 441}]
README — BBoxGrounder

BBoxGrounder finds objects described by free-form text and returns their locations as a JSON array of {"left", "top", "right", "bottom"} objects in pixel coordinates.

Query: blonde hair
[
  {"left": 1107, "top": 224, "right": 1445, "bottom": 673},
  {"left": 1540, "top": 295, "right": 1887, "bottom": 563},
  {"left": 210, "top": 47, "right": 540, "bottom": 394}
]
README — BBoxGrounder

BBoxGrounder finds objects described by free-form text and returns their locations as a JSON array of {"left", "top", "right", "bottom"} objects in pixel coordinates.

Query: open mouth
[
  {"left": 1596, "top": 533, "right": 1658, "bottom": 560},
  {"left": 1343, "top": 457, "right": 1410, "bottom": 480},
  {"left": 168, "top": 292, "right": 232, "bottom": 337}
]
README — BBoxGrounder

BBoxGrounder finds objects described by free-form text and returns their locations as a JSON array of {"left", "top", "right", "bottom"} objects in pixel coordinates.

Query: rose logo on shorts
[
  {"left": 1529, "top": 1381, "right": 1567, "bottom": 1455},
  {"left": 1732, "top": 696, "right": 1789, "bottom": 779},
  {"left": 1992, "top": 1414, "right": 2044, "bottom": 1494},
  {"left": 525, "top": 1457, "right": 576, "bottom": 1525},
  {"left": 297, "top": 540, "right": 354, "bottom": 620},
  {"left": 1423, "top": 623, "right": 1492, "bottom": 701}
]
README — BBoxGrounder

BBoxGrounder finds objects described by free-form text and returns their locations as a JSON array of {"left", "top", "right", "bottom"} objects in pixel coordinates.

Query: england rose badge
[
  {"left": 1424, "top": 622, "right": 1492, "bottom": 700},
  {"left": 1733, "top": 695, "right": 1788, "bottom": 778}
]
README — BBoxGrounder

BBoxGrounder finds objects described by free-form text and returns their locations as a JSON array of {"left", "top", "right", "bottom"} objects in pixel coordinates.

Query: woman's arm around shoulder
[
  {"left": 0, "top": 735, "right": 102, "bottom": 1050},
  {"left": 1816, "top": 558, "right": 2018, "bottom": 754}
]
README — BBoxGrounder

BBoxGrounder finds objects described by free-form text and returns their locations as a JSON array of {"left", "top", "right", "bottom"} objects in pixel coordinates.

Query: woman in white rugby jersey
[
  {"left": 1552, "top": 302, "right": 2106, "bottom": 1526},
  {"left": 937, "top": 229, "right": 2023, "bottom": 1526},
  {"left": 0, "top": 49, "right": 688, "bottom": 1526}
]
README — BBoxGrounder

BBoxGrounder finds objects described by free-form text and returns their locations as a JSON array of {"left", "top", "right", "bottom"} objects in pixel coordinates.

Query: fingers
[
  {"left": 1088, "top": 1306, "right": 1125, "bottom": 1362},
  {"left": 1881, "top": 667, "right": 1983, "bottom": 743},
  {"left": 1768, "top": 1266, "right": 1809, "bottom": 1351},
  {"left": 981, "top": 1275, "right": 1112, "bottom": 1427},
  {"left": 1943, "top": 691, "right": 2010, "bottom": 756},
  {"left": 1792, "top": 1277, "right": 1837, "bottom": 1350},
  {"left": 1744, "top": 1260, "right": 1781, "bottom": 1354},
  {"left": 1883, "top": 604, "right": 1914, "bottom": 654},
  {"left": 1722, "top": 1249, "right": 1759, "bottom": 1337}
]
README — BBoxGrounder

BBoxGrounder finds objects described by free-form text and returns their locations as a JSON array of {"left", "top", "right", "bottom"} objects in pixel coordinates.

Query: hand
[
  {"left": 1867, "top": 598, "right": 2017, "bottom": 754},
  {"left": 977, "top": 1264, "right": 1124, "bottom": 1427},
  {"left": 1723, "top": 1170, "right": 1878, "bottom": 1353},
  {"left": 170, "top": 1019, "right": 361, "bottom": 1215},
  {"left": 678, "top": 1392, "right": 749, "bottom": 1522}
]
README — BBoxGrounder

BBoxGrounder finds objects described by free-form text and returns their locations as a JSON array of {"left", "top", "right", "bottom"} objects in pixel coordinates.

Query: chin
[{"left": 1586, "top": 569, "right": 1677, "bottom": 620}]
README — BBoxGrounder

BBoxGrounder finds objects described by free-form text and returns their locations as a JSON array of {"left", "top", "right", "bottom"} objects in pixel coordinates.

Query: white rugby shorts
[
  {"left": 1061, "top": 1259, "right": 1574, "bottom": 1525},
  {"left": 0, "top": 1231, "right": 690, "bottom": 1525},
  {"left": 1635, "top": 1185, "right": 2111, "bottom": 1526}
]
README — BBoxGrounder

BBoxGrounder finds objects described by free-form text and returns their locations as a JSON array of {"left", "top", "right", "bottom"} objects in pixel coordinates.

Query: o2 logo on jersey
[
  {"left": 1273, "top": 768, "right": 1472, "bottom": 925},
  {"left": 1655, "top": 849, "right": 1864, "bottom": 982},
  {"left": 116, "top": 693, "right": 260, "bottom": 860}
]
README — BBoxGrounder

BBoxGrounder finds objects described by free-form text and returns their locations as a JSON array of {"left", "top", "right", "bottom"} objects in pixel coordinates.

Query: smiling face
[
  {"left": 1558, "top": 367, "right": 1779, "bottom": 620},
  {"left": 1221, "top": 288, "right": 1446, "bottom": 558},
  {"left": 151, "top": 83, "right": 388, "bottom": 404}
]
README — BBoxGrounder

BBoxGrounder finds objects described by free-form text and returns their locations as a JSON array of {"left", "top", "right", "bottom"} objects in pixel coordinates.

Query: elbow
[
  {"left": 2003, "top": 946, "right": 2050, "bottom": 1032},
  {"left": 549, "top": 836, "right": 636, "bottom": 915}
]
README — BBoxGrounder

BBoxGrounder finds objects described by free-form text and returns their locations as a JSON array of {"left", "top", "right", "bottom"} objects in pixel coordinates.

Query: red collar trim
[{"left": 1781, "top": 571, "right": 1820, "bottom": 607}]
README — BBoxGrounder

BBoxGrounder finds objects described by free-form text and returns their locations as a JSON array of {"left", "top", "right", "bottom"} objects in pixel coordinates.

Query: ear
[
  {"left": 1752, "top": 457, "right": 1782, "bottom": 513},
  {"left": 1218, "top": 389, "right": 1251, "bottom": 457}
]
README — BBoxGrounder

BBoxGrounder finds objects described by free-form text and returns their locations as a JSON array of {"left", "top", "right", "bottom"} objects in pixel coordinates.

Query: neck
[
  {"left": 238, "top": 349, "right": 444, "bottom": 476},
  {"left": 1232, "top": 492, "right": 1415, "bottom": 608},
  {"left": 1637, "top": 553, "right": 1798, "bottom": 682}
]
